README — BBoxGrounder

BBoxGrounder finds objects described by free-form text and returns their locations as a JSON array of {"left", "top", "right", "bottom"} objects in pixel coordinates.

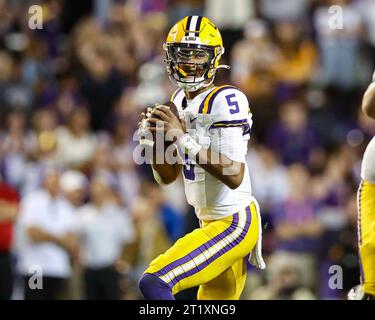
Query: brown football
[
  {"left": 140, "top": 101, "right": 180, "bottom": 146},
  {"left": 149, "top": 101, "right": 180, "bottom": 122}
]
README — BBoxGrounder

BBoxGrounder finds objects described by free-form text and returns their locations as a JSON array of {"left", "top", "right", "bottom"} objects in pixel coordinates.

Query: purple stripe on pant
[
  {"left": 169, "top": 206, "right": 252, "bottom": 287},
  {"left": 157, "top": 206, "right": 252, "bottom": 287},
  {"left": 155, "top": 213, "right": 240, "bottom": 279}
]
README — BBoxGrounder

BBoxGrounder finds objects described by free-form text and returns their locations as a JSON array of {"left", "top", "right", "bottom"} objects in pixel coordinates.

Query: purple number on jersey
[
  {"left": 183, "top": 163, "right": 195, "bottom": 180},
  {"left": 183, "top": 154, "right": 195, "bottom": 180},
  {"left": 226, "top": 93, "right": 239, "bottom": 114}
]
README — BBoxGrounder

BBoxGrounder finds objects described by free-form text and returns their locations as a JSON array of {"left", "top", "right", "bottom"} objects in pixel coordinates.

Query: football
[
  {"left": 149, "top": 101, "right": 180, "bottom": 123},
  {"left": 139, "top": 101, "right": 180, "bottom": 147}
]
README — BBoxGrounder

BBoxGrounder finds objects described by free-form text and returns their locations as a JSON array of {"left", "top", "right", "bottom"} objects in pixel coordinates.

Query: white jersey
[
  {"left": 361, "top": 136, "right": 375, "bottom": 184},
  {"left": 171, "top": 85, "right": 253, "bottom": 220}
]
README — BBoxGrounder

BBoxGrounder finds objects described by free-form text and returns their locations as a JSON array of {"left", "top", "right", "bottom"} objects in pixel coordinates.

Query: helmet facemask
[{"left": 164, "top": 43, "right": 223, "bottom": 92}]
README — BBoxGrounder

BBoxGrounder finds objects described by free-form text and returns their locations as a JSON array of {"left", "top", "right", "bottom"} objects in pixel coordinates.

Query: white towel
[{"left": 248, "top": 197, "right": 266, "bottom": 270}]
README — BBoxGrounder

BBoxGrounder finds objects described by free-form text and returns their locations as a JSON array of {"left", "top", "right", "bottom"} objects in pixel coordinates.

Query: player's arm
[
  {"left": 139, "top": 109, "right": 182, "bottom": 185},
  {"left": 150, "top": 134, "right": 182, "bottom": 185},
  {"left": 148, "top": 107, "right": 245, "bottom": 189},
  {"left": 362, "top": 80, "right": 375, "bottom": 119},
  {"left": 196, "top": 146, "right": 244, "bottom": 190}
]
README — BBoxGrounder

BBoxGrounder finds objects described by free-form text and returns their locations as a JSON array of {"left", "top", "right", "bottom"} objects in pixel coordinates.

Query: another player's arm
[
  {"left": 362, "top": 81, "right": 375, "bottom": 119},
  {"left": 148, "top": 107, "right": 244, "bottom": 190}
]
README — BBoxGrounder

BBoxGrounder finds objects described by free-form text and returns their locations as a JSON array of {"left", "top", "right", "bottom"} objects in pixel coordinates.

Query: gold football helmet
[{"left": 164, "top": 16, "right": 228, "bottom": 92}]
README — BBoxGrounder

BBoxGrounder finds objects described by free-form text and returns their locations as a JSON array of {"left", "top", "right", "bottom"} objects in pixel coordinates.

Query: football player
[
  {"left": 138, "top": 16, "right": 265, "bottom": 300},
  {"left": 349, "top": 70, "right": 375, "bottom": 300}
]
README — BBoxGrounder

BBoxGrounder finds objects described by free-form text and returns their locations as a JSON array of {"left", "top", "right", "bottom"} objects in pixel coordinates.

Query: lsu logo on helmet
[{"left": 163, "top": 16, "right": 229, "bottom": 92}]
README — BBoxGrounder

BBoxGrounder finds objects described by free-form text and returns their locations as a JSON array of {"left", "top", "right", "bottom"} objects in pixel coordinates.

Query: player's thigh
[
  {"left": 197, "top": 258, "right": 247, "bottom": 300},
  {"left": 144, "top": 217, "right": 230, "bottom": 276},
  {"left": 144, "top": 203, "right": 259, "bottom": 295},
  {"left": 171, "top": 204, "right": 259, "bottom": 295}
]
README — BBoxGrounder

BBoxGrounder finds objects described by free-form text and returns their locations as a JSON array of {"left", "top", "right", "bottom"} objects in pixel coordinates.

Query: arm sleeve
[
  {"left": 209, "top": 88, "right": 252, "bottom": 137},
  {"left": 208, "top": 88, "right": 252, "bottom": 163},
  {"left": 210, "top": 127, "right": 248, "bottom": 163}
]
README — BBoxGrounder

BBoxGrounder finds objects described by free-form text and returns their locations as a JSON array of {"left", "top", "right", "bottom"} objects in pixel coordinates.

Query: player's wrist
[{"left": 176, "top": 133, "right": 202, "bottom": 158}]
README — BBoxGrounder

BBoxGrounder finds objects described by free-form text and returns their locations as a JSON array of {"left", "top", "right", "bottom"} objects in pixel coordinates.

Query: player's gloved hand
[
  {"left": 372, "top": 69, "right": 375, "bottom": 82},
  {"left": 147, "top": 105, "right": 185, "bottom": 141}
]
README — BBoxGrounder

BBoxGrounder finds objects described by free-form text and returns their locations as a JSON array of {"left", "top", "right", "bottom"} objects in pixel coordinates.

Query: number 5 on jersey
[{"left": 226, "top": 94, "right": 239, "bottom": 114}]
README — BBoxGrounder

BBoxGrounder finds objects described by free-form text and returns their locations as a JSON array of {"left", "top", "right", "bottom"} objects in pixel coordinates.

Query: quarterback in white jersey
[
  {"left": 138, "top": 16, "right": 264, "bottom": 301},
  {"left": 171, "top": 85, "right": 253, "bottom": 220}
]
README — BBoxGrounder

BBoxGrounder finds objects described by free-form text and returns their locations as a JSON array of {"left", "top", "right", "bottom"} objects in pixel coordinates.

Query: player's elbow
[
  {"left": 152, "top": 164, "right": 180, "bottom": 185},
  {"left": 223, "top": 163, "right": 244, "bottom": 189},
  {"left": 226, "top": 176, "right": 242, "bottom": 189},
  {"left": 159, "top": 176, "right": 176, "bottom": 185},
  {"left": 226, "top": 172, "right": 244, "bottom": 190},
  {"left": 153, "top": 172, "right": 176, "bottom": 185}
]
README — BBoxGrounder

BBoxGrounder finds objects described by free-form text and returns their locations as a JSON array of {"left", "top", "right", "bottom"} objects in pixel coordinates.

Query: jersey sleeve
[
  {"left": 205, "top": 86, "right": 252, "bottom": 163},
  {"left": 207, "top": 86, "right": 252, "bottom": 137},
  {"left": 210, "top": 127, "right": 249, "bottom": 163}
]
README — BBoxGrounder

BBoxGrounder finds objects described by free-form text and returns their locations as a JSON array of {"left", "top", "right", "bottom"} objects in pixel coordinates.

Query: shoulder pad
[{"left": 198, "top": 85, "right": 246, "bottom": 114}]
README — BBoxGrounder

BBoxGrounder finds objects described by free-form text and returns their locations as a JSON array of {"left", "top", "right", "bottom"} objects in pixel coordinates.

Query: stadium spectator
[
  {"left": 142, "top": 181, "right": 184, "bottom": 243},
  {"left": 16, "top": 166, "right": 79, "bottom": 300},
  {"left": 270, "top": 164, "right": 324, "bottom": 290},
  {"left": 21, "top": 109, "right": 58, "bottom": 196},
  {"left": 313, "top": 0, "right": 363, "bottom": 89},
  {"left": 109, "top": 118, "right": 140, "bottom": 208},
  {"left": 205, "top": 0, "right": 255, "bottom": 30},
  {"left": 356, "top": 0, "right": 375, "bottom": 69},
  {"left": 54, "top": 106, "right": 97, "bottom": 170},
  {"left": 272, "top": 21, "right": 317, "bottom": 92},
  {"left": 247, "top": 145, "right": 290, "bottom": 210},
  {"left": 249, "top": 255, "right": 316, "bottom": 300},
  {"left": 0, "top": 177, "right": 19, "bottom": 300},
  {"left": 0, "top": 110, "right": 37, "bottom": 190},
  {"left": 128, "top": 195, "right": 170, "bottom": 296},
  {"left": 77, "top": 174, "right": 135, "bottom": 300},
  {"left": 78, "top": 37, "right": 124, "bottom": 131},
  {"left": 230, "top": 19, "right": 280, "bottom": 97},
  {"left": 258, "top": 0, "right": 310, "bottom": 23},
  {"left": 59, "top": 170, "right": 88, "bottom": 300},
  {"left": 266, "top": 100, "right": 319, "bottom": 166}
]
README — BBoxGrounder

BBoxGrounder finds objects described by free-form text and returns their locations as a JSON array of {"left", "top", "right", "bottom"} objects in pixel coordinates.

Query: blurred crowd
[{"left": 0, "top": 0, "right": 375, "bottom": 300}]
